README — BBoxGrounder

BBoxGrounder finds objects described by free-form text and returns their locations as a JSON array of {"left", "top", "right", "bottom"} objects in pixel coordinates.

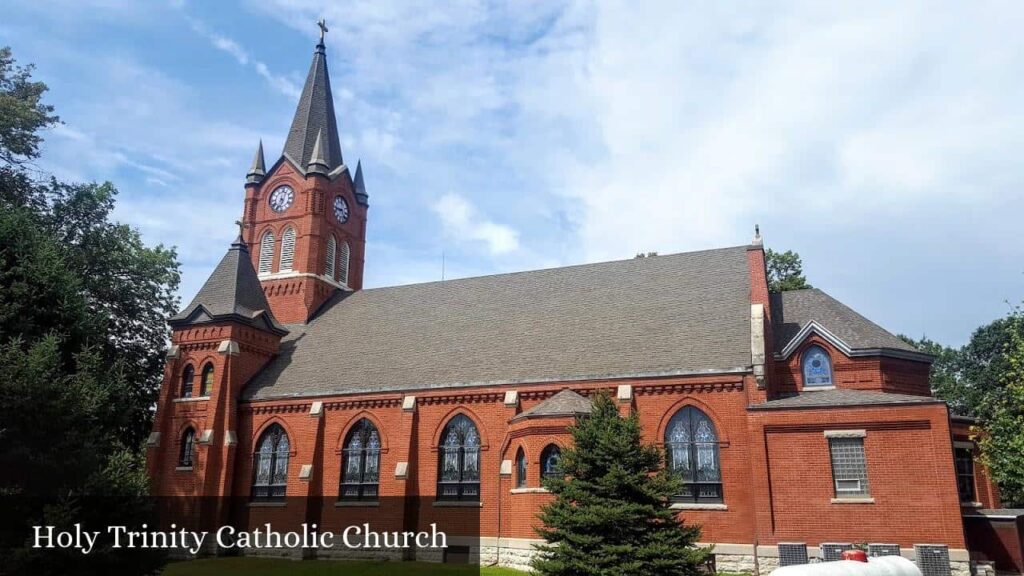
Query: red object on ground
[{"left": 842, "top": 550, "right": 869, "bottom": 562}]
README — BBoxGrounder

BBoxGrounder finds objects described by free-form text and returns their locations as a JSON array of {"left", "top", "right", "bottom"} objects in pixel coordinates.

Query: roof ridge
[{"left": 355, "top": 244, "right": 752, "bottom": 295}]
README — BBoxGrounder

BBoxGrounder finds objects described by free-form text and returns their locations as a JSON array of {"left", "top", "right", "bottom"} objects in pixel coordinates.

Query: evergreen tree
[{"left": 532, "top": 392, "right": 709, "bottom": 576}]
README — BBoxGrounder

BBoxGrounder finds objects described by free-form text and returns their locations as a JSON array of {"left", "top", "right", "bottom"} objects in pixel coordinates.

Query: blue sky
[{"left": 2, "top": 0, "right": 1022, "bottom": 346}]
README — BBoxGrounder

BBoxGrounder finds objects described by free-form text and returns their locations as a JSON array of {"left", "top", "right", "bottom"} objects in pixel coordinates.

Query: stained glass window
[
  {"left": 515, "top": 448, "right": 527, "bottom": 488},
  {"left": 180, "top": 365, "right": 194, "bottom": 398},
  {"left": 802, "top": 345, "right": 834, "bottom": 387},
  {"left": 340, "top": 419, "right": 381, "bottom": 501},
  {"left": 541, "top": 444, "right": 562, "bottom": 479},
  {"left": 199, "top": 363, "right": 214, "bottom": 397},
  {"left": 664, "top": 406, "right": 722, "bottom": 503},
  {"left": 179, "top": 428, "right": 195, "bottom": 468},
  {"left": 251, "top": 424, "right": 289, "bottom": 501},
  {"left": 437, "top": 414, "right": 480, "bottom": 501}
]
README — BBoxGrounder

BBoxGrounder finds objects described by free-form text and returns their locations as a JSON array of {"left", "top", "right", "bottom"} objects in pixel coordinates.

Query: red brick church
[{"left": 147, "top": 31, "right": 1002, "bottom": 575}]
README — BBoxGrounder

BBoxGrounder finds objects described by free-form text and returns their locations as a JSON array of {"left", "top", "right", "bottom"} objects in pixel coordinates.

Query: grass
[{"left": 163, "top": 557, "right": 527, "bottom": 576}]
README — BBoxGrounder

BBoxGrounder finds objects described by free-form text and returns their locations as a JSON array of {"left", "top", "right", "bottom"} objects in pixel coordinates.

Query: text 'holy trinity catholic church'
[{"left": 147, "top": 24, "right": 1002, "bottom": 575}]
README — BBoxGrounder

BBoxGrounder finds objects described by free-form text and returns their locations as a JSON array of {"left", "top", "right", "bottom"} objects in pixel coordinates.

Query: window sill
[
  {"left": 960, "top": 501, "right": 983, "bottom": 508},
  {"left": 173, "top": 396, "right": 210, "bottom": 403},
  {"left": 336, "top": 501, "right": 380, "bottom": 507},
  {"left": 248, "top": 501, "right": 287, "bottom": 507},
  {"left": 831, "top": 497, "right": 874, "bottom": 504},
  {"left": 432, "top": 501, "right": 483, "bottom": 508},
  {"left": 802, "top": 386, "right": 836, "bottom": 392},
  {"left": 175, "top": 466, "right": 193, "bottom": 472},
  {"left": 510, "top": 488, "right": 549, "bottom": 495},
  {"left": 670, "top": 503, "right": 727, "bottom": 511}
]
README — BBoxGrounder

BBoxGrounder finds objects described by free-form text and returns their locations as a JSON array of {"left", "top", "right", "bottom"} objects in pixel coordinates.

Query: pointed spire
[
  {"left": 282, "top": 27, "right": 343, "bottom": 174},
  {"left": 353, "top": 159, "right": 369, "bottom": 206},
  {"left": 307, "top": 128, "right": 330, "bottom": 176},
  {"left": 246, "top": 140, "right": 266, "bottom": 185},
  {"left": 169, "top": 239, "right": 287, "bottom": 335}
]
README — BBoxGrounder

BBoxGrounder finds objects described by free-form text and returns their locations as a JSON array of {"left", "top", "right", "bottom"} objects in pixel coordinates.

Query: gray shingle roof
[
  {"left": 282, "top": 41, "right": 343, "bottom": 174},
  {"left": 771, "top": 289, "right": 925, "bottom": 359},
  {"left": 512, "top": 389, "right": 593, "bottom": 421},
  {"left": 243, "top": 246, "right": 754, "bottom": 400},
  {"left": 748, "top": 389, "right": 940, "bottom": 411},
  {"left": 170, "top": 240, "right": 287, "bottom": 335}
]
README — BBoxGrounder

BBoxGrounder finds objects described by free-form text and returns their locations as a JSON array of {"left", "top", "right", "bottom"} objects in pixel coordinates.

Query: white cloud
[
  {"left": 434, "top": 193, "right": 520, "bottom": 255},
  {"left": 187, "top": 16, "right": 300, "bottom": 99}
]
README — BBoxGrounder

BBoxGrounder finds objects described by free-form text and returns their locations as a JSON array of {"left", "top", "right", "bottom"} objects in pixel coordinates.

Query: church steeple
[
  {"left": 239, "top": 20, "right": 368, "bottom": 325},
  {"left": 282, "top": 24, "right": 343, "bottom": 174}
]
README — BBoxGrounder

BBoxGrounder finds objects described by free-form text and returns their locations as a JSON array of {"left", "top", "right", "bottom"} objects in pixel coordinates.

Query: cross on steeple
[{"left": 317, "top": 19, "right": 328, "bottom": 44}]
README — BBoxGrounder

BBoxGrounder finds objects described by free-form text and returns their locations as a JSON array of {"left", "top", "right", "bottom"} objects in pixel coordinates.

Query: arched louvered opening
[
  {"left": 279, "top": 226, "right": 296, "bottom": 272},
  {"left": 252, "top": 424, "right": 289, "bottom": 501},
  {"left": 258, "top": 230, "right": 275, "bottom": 274},
  {"left": 180, "top": 365, "right": 194, "bottom": 398},
  {"left": 179, "top": 428, "right": 196, "bottom": 467},
  {"left": 340, "top": 419, "right": 381, "bottom": 501},
  {"left": 339, "top": 241, "right": 350, "bottom": 286},
  {"left": 664, "top": 406, "right": 722, "bottom": 503},
  {"left": 437, "top": 414, "right": 480, "bottom": 501},
  {"left": 325, "top": 235, "right": 337, "bottom": 280},
  {"left": 199, "top": 363, "right": 214, "bottom": 397}
]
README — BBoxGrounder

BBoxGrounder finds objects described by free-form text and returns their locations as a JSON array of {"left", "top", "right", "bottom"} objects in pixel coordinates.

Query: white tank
[{"left": 771, "top": 556, "right": 922, "bottom": 576}]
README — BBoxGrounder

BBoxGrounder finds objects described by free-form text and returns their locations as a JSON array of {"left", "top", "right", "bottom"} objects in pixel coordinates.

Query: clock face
[
  {"left": 268, "top": 185, "right": 294, "bottom": 212},
  {"left": 333, "top": 195, "right": 349, "bottom": 223}
]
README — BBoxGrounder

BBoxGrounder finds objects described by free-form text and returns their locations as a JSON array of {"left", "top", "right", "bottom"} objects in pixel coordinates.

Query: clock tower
[{"left": 240, "top": 25, "right": 368, "bottom": 325}]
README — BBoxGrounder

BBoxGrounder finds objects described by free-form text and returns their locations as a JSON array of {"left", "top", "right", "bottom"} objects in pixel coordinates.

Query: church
[{"left": 146, "top": 29, "right": 1000, "bottom": 575}]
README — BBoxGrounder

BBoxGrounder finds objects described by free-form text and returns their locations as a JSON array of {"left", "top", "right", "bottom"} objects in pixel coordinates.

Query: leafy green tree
[
  {"left": 0, "top": 46, "right": 59, "bottom": 166},
  {"left": 532, "top": 393, "right": 709, "bottom": 576},
  {"left": 0, "top": 47, "right": 175, "bottom": 574},
  {"left": 765, "top": 249, "right": 811, "bottom": 292},
  {"left": 974, "top": 309, "right": 1024, "bottom": 506}
]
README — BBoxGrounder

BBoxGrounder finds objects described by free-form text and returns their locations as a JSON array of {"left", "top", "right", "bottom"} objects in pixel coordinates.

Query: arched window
[
  {"left": 515, "top": 447, "right": 527, "bottom": 488},
  {"left": 180, "top": 365, "right": 194, "bottom": 398},
  {"left": 802, "top": 345, "right": 834, "bottom": 387},
  {"left": 252, "top": 424, "right": 290, "bottom": 501},
  {"left": 325, "top": 235, "right": 337, "bottom": 280},
  {"left": 258, "top": 230, "right": 275, "bottom": 274},
  {"left": 179, "top": 428, "right": 196, "bottom": 468},
  {"left": 199, "top": 363, "right": 214, "bottom": 397},
  {"left": 665, "top": 406, "right": 722, "bottom": 503},
  {"left": 339, "top": 241, "right": 351, "bottom": 286},
  {"left": 437, "top": 414, "right": 480, "bottom": 501},
  {"left": 340, "top": 419, "right": 381, "bottom": 501},
  {"left": 541, "top": 444, "right": 562, "bottom": 479},
  {"left": 279, "top": 226, "right": 296, "bottom": 272}
]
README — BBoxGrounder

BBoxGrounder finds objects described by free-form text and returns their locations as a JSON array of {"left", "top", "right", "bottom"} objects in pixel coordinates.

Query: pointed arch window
[
  {"left": 258, "top": 230, "right": 275, "bottom": 274},
  {"left": 179, "top": 428, "right": 196, "bottom": 468},
  {"left": 665, "top": 406, "right": 722, "bottom": 503},
  {"left": 541, "top": 444, "right": 562, "bottom": 479},
  {"left": 279, "top": 226, "right": 296, "bottom": 272},
  {"left": 437, "top": 414, "right": 480, "bottom": 501},
  {"left": 325, "top": 235, "right": 337, "bottom": 280},
  {"left": 180, "top": 365, "right": 194, "bottom": 398},
  {"left": 802, "top": 345, "right": 834, "bottom": 387},
  {"left": 515, "top": 447, "right": 527, "bottom": 488},
  {"left": 252, "top": 424, "right": 290, "bottom": 501},
  {"left": 199, "top": 363, "right": 214, "bottom": 397},
  {"left": 340, "top": 419, "right": 381, "bottom": 501},
  {"left": 339, "top": 241, "right": 351, "bottom": 286}
]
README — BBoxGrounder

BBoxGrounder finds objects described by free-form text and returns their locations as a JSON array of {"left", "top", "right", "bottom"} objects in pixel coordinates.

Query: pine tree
[{"left": 532, "top": 392, "right": 710, "bottom": 576}]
